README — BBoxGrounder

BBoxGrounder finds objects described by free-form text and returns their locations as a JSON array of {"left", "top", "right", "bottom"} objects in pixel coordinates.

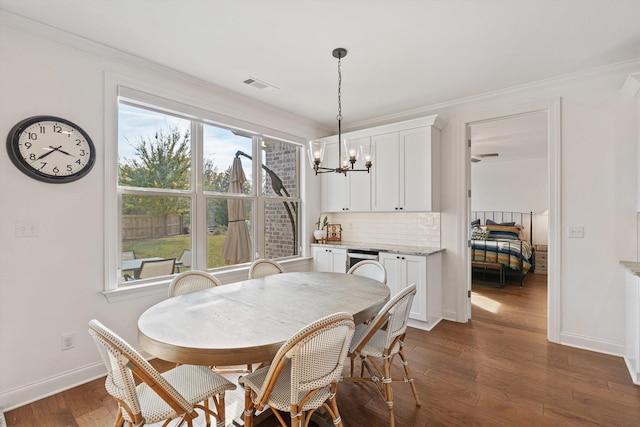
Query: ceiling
[
  {"left": 1, "top": 0, "right": 640, "bottom": 136},
  {"left": 469, "top": 111, "right": 548, "bottom": 163}
]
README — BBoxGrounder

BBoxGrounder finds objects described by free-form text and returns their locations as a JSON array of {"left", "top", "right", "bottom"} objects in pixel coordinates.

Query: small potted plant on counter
[{"left": 313, "top": 216, "right": 329, "bottom": 242}]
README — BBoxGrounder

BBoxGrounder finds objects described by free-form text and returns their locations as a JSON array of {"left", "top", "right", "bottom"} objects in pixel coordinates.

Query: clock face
[{"left": 6, "top": 116, "right": 96, "bottom": 183}]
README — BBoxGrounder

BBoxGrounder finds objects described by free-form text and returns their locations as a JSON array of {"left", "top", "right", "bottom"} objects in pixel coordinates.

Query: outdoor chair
[
  {"left": 88, "top": 319, "right": 236, "bottom": 427},
  {"left": 248, "top": 258, "right": 285, "bottom": 279},
  {"left": 238, "top": 312, "right": 355, "bottom": 427},
  {"left": 347, "top": 260, "right": 387, "bottom": 284},
  {"left": 138, "top": 258, "right": 176, "bottom": 279},
  {"left": 343, "top": 283, "right": 420, "bottom": 427},
  {"left": 176, "top": 248, "right": 192, "bottom": 272},
  {"left": 168, "top": 270, "right": 221, "bottom": 297}
]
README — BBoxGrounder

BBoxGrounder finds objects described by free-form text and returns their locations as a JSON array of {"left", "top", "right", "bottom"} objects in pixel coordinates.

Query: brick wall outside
[{"left": 264, "top": 140, "right": 298, "bottom": 258}]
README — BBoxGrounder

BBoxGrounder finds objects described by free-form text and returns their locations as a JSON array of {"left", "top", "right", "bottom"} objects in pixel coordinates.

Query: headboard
[{"left": 471, "top": 211, "right": 533, "bottom": 244}]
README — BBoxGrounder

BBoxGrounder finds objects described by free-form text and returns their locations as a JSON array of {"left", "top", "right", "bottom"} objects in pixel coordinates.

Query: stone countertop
[
  {"left": 311, "top": 241, "right": 444, "bottom": 256},
  {"left": 621, "top": 261, "right": 640, "bottom": 276}
]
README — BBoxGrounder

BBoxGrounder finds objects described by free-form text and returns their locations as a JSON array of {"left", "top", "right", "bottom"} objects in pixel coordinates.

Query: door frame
[{"left": 460, "top": 97, "right": 561, "bottom": 343}]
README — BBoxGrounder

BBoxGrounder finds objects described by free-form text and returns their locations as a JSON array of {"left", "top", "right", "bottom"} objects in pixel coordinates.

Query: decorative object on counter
[
  {"left": 308, "top": 48, "right": 372, "bottom": 176},
  {"left": 314, "top": 215, "right": 329, "bottom": 242},
  {"left": 327, "top": 224, "right": 342, "bottom": 242}
]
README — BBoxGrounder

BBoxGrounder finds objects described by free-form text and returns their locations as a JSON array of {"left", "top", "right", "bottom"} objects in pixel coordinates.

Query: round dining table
[{"left": 137, "top": 271, "right": 390, "bottom": 366}]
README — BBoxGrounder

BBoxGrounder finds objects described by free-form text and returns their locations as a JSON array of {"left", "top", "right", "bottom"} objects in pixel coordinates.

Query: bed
[{"left": 470, "top": 211, "right": 534, "bottom": 286}]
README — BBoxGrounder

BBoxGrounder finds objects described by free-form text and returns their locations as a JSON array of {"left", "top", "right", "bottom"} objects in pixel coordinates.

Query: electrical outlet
[
  {"left": 61, "top": 332, "right": 75, "bottom": 351},
  {"left": 15, "top": 220, "right": 38, "bottom": 237}
]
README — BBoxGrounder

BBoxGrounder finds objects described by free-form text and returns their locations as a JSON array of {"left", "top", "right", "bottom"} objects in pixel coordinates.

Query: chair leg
[
  {"left": 243, "top": 385, "right": 255, "bottom": 427},
  {"left": 382, "top": 355, "right": 395, "bottom": 427},
  {"left": 324, "top": 382, "right": 343, "bottom": 427},
  {"left": 398, "top": 347, "right": 421, "bottom": 407}
]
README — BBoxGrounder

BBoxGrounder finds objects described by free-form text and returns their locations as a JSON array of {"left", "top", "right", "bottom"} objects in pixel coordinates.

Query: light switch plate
[{"left": 567, "top": 225, "right": 584, "bottom": 238}]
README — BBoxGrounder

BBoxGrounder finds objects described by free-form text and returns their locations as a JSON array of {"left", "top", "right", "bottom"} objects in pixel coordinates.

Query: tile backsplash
[{"left": 325, "top": 212, "right": 440, "bottom": 248}]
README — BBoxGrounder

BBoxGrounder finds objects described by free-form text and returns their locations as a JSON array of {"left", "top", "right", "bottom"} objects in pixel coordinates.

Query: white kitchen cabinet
[
  {"left": 379, "top": 251, "right": 442, "bottom": 330},
  {"left": 316, "top": 115, "right": 443, "bottom": 213},
  {"left": 372, "top": 126, "right": 441, "bottom": 212},
  {"left": 312, "top": 246, "right": 347, "bottom": 273},
  {"left": 624, "top": 267, "right": 640, "bottom": 384},
  {"left": 320, "top": 138, "right": 371, "bottom": 212}
]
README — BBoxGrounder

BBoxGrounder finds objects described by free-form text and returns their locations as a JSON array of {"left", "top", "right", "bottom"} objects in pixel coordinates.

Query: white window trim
[{"left": 103, "top": 77, "right": 304, "bottom": 300}]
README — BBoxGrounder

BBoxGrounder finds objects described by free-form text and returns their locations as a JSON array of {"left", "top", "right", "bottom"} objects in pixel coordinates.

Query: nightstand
[{"left": 534, "top": 244, "right": 548, "bottom": 274}]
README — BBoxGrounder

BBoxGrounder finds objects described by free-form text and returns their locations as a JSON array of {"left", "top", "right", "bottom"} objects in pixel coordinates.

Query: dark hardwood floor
[{"left": 5, "top": 273, "right": 640, "bottom": 426}]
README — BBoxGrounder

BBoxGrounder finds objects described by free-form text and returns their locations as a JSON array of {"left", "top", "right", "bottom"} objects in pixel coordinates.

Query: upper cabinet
[
  {"left": 320, "top": 137, "right": 372, "bottom": 212},
  {"left": 372, "top": 125, "right": 442, "bottom": 212},
  {"left": 319, "top": 115, "right": 444, "bottom": 213}
]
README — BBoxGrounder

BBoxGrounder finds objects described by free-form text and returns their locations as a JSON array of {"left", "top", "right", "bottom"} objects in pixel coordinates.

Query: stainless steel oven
[{"left": 346, "top": 249, "right": 379, "bottom": 271}]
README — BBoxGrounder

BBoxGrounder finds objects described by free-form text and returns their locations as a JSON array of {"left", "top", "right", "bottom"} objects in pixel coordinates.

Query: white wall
[
  {"left": 472, "top": 157, "right": 548, "bottom": 243},
  {"left": 1, "top": 10, "right": 639, "bottom": 410},
  {"left": 0, "top": 14, "right": 323, "bottom": 410}
]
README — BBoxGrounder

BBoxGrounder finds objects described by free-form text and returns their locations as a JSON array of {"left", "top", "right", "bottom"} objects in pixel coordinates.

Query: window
[{"left": 115, "top": 101, "right": 300, "bottom": 287}]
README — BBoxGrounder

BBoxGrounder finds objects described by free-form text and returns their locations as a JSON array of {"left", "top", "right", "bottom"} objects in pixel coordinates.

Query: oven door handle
[{"left": 347, "top": 253, "right": 379, "bottom": 260}]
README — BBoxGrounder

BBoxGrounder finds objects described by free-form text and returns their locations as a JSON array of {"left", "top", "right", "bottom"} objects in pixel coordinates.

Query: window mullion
[{"left": 192, "top": 122, "right": 206, "bottom": 270}]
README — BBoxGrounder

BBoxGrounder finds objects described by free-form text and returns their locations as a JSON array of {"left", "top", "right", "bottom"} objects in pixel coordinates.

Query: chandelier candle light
[{"left": 308, "top": 48, "right": 372, "bottom": 176}]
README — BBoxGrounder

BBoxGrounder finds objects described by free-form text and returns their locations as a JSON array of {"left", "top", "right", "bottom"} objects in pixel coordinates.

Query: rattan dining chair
[
  {"left": 138, "top": 258, "right": 176, "bottom": 279},
  {"left": 88, "top": 319, "right": 236, "bottom": 427},
  {"left": 347, "top": 260, "right": 387, "bottom": 284},
  {"left": 248, "top": 258, "right": 286, "bottom": 279},
  {"left": 343, "top": 283, "right": 420, "bottom": 427},
  {"left": 238, "top": 312, "right": 355, "bottom": 427},
  {"left": 168, "top": 270, "right": 222, "bottom": 298}
]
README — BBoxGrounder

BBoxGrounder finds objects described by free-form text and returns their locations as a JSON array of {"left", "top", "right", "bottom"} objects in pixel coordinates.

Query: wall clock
[{"left": 6, "top": 115, "right": 96, "bottom": 183}]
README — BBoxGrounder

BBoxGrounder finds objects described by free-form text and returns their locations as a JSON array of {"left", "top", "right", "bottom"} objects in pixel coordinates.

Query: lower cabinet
[
  {"left": 625, "top": 269, "right": 640, "bottom": 385},
  {"left": 312, "top": 246, "right": 347, "bottom": 273},
  {"left": 379, "top": 251, "right": 442, "bottom": 331}
]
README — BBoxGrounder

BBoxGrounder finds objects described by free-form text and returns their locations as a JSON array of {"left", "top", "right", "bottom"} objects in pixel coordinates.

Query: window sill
[
  {"left": 103, "top": 256, "right": 313, "bottom": 303},
  {"left": 103, "top": 280, "right": 169, "bottom": 303}
]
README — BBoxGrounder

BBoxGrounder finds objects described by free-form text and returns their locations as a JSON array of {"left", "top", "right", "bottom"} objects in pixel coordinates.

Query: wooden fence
[{"left": 122, "top": 214, "right": 184, "bottom": 241}]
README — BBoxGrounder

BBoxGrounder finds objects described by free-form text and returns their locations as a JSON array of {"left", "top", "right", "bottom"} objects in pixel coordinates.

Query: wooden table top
[{"left": 137, "top": 271, "right": 390, "bottom": 366}]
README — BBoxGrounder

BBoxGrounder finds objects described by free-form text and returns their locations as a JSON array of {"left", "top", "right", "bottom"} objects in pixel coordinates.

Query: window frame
[{"left": 104, "top": 83, "right": 303, "bottom": 297}]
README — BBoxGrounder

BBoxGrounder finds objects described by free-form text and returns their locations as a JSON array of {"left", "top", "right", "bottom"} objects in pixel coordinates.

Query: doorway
[
  {"left": 468, "top": 111, "right": 548, "bottom": 330},
  {"left": 461, "top": 98, "right": 561, "bottom": 343}
]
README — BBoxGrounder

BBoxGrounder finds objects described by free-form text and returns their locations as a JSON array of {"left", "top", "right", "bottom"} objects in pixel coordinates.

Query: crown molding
[{"left": 347, "top": 57, "right": 640, "bottom": 131}]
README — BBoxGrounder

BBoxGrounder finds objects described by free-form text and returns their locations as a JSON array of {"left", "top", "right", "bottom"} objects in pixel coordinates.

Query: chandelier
[{"left": 308, "top": 48, "right": 372, "bottom": 176}]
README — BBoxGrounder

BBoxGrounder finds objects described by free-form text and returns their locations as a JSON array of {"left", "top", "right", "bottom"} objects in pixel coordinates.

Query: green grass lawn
[{"left": 122, "top": 234, "right": 228, "bottom": 270}]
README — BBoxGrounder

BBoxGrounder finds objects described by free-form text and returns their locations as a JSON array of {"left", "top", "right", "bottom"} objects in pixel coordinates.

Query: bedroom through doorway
[{"left": 468, "top": 111, "right": 549, "bottom": 331}]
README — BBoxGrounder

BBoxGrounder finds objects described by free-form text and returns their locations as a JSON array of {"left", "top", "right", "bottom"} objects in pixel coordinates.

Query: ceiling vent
[{"left": 243, "top": 77, "right": 278, "bottom": 92}]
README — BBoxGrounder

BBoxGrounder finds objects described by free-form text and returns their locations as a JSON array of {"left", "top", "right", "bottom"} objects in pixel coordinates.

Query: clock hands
[
  {"left": 35, "top": 146, "right": 60, "bottom": 160},
  {"left": 34, "top": 145, "right": 75, "bottom": 161},
  {"left": 50, "top": 146, "right": 74, "bottom": 157}
]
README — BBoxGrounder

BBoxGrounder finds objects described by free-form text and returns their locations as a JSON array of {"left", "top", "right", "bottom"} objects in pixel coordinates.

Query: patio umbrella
[{"left": 221, "top": 156, "right": 252, "bottom": 265}]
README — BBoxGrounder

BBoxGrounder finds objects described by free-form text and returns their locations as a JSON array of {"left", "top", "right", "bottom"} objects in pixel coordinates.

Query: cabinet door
[
  {"left": 320, "top": 143, "right": 347, "bottom": 212},
  {"left": 379, "top": 252, "right": 426, "bottom": 321},
  {"left": 380, "top": 252, "right": 403, "bottom": 296},
  {"left": 331, "top": 249, "right": 347, "bottom": 273},
  {"left": 312, "top": 247, "right": 333, "bottom": 272},
  {"left": 312, "top": 247, "right": 346, "bottom": 272},
  {"left": 403, "top": 254, "right": 427, "bottom": 321},
  {"left": 347, "top": 136, "right": 372, "bottom": 212},
  {"left": 400, "top": 127, "right": 432, "bottom": 211},
  {"left": 371, "top": 132, "right": 399, "bottom": 211}
]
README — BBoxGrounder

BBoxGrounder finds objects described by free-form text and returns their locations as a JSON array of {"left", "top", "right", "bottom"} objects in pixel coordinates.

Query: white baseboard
[
  {"left": 560, "top": 331, "right": 624, "bottom": 357},
  {"left": 442, "top": 309, "right": 459, "bottom": 322},
  {"left": 0, "top": 362, "right": 106, "bottom": 412}
]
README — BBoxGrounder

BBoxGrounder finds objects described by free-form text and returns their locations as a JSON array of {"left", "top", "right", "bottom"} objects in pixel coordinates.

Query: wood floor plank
[{"left": 5, "top": 273, "right": 640, "bottom": 426}]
